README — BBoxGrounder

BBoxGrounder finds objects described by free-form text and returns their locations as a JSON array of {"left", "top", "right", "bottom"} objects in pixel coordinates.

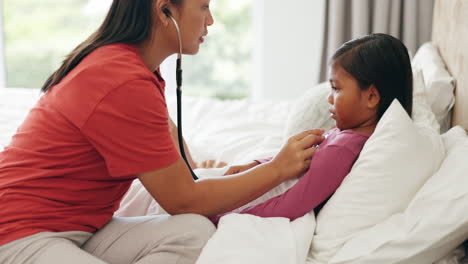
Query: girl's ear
[{"left": 367, "top": 84, "right": 381, "bottom": 109}]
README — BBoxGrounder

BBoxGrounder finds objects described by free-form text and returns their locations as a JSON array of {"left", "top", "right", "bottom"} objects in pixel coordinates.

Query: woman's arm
[
  {"left": 138, "top": 129, "right": 324, "bottom": 217},
  {"left": 223, "top": 160, "right": 260, "bottom": 176}
]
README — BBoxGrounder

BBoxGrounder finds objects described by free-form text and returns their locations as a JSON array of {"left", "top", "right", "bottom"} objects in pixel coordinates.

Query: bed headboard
[{"left": 432, "top": 0, "right": 468, "bottom": 130}]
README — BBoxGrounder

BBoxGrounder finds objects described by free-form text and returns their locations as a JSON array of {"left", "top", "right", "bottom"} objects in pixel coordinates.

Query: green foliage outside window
[
  {"left": 3, "top": 0, "right": 252, "bottom": 100},
  {"left": 183, "top": 1, "right": 252, "bottom": 99},
  {"left": 3, "top": 0, "right": 104, "bottom": 89}
]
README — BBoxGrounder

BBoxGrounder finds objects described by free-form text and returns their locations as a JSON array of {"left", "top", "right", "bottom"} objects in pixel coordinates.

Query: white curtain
[{"left": 319, "top": 0, "right": 434, "bottom": 81}]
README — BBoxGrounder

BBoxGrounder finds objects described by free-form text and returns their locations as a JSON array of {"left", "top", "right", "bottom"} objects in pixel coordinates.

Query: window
[
  {"left": 3, "top": 0, "right": 253, "bottom": 99},
  {"left": 3, "top": 0, "right": 109, "bottom": 89},
  {"left": 182, "top": 0, "right": 253, "bottom": 99}
]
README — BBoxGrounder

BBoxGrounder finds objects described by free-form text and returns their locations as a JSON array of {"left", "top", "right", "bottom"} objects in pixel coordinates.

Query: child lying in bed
[{"left": 209, "top": 33, "right": 414, "bottom": 224}]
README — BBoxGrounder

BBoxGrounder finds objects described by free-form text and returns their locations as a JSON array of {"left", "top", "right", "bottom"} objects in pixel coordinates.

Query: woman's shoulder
[
  {"left": 44, "top": 43, "right": 165, "bottom": 128},
  {"left": 54, "top": 43, "right": 163, "bottom": 99},
  {"left": 81, "top": 43, "right": 157, "bottom": 83}
]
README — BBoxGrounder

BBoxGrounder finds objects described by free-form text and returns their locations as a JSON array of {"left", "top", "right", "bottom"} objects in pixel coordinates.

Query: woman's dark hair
[
  {"left": 41, "top": 0, "right": 182, "bottom": 93},
  {"left": 331, "top": 33, "right": 413, "bottom": 119}
]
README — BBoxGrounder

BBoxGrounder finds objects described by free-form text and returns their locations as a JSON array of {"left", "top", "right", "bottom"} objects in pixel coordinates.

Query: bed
[{"left": 0, "top": 0, "right": 467, "bottom": 263}]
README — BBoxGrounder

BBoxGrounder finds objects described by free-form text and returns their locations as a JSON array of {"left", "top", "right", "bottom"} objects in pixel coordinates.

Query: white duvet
[{"left": 196, "top": 212, "right": 315, "bottom": 264}]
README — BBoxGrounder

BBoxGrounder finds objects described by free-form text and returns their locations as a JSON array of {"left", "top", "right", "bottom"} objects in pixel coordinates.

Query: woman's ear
[
  {"left": 367, "top": 84, "right": 381, "bottom": 109},
  {"left": 154, "top": 0, "right": 172, "bottom": 27}
]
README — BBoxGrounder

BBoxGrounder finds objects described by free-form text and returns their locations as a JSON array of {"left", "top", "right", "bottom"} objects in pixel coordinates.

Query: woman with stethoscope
[{"left": 0, "top": 0, "right": 324, "bottom": 263}]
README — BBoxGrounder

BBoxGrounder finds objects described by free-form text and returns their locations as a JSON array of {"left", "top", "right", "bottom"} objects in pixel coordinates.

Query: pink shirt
[{"left": 210, "top": 128, "right": 370, "bottom": 225}]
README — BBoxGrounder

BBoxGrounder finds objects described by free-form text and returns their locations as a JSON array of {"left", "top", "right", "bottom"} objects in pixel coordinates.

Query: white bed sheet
[{"left": 165, "top": 95, "right": 291, "bottom": 165}]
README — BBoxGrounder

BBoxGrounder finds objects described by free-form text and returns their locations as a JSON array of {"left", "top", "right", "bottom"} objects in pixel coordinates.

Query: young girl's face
[{"left": 328, "top": 63, "right": 378, "bottom": 131}]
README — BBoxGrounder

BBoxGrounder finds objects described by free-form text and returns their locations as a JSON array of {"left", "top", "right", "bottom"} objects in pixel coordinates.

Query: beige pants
[{"left": 0, "top": 214, "right": 215, "bottom": 264}]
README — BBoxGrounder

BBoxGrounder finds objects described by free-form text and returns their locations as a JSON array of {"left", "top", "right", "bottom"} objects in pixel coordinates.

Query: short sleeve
[{"left": 82, "top": 80, "right": 180, "bottom": 177}]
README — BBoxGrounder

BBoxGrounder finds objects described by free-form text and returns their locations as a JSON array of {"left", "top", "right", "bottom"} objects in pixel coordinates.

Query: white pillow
[
  {"left": 282, "top": 82, "right": 335, "bottom": 140},
  {"left": 412, "top": 70, "right": 441, "bottom": 133},
  {"left": 308, "top": 100, "right": 445, "bottom": 263},
  {"left": 412, "top": 42, "right": 455, "bottom": 133},
  {"left": 329, "top": 126, "right": 468, "bottom": 264}
]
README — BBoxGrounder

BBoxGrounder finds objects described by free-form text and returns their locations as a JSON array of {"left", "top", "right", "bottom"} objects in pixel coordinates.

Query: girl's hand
[
  {"left": 223, "top": 161, "right": 260, "bottom": 176},
  {"left": 197, "top": 160, "right": 228, "bottom": 169},
  {"left": 270, "top": 129, "right": 325, "bottom": 182}
]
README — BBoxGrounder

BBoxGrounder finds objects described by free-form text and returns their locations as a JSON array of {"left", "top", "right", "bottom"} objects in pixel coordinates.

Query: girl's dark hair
[
  {"left": 41, "top": 0, "right": 182, "bottom": 93},
  {"left": 331, "top": 33, "right": 413, "bottom": 119}
]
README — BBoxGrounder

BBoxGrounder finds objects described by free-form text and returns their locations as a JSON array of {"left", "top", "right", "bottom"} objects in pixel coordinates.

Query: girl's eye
[{"left": 331, "top": 86, "right": 339, "bottom": 91}]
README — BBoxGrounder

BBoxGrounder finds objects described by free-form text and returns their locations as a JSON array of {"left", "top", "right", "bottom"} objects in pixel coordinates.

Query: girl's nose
[{"left": 327, "top": 92, "right": 333, "bottom": 105}]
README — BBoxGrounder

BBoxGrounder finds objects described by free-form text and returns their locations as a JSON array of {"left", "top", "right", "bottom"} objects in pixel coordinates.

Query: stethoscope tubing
[
  {"left": 168, "top": 13, "right": 199, "bottom": 180},
  {"left": 176, "top": 87, "right": 198, "bottom": 180}
]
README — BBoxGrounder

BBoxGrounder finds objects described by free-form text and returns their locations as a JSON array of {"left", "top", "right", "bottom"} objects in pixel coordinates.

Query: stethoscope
[{"left": 163, "top": 8, "right": 199, "bottom": 180}]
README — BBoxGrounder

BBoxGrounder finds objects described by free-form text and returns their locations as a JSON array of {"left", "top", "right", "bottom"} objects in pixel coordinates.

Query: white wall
[
  {"left": 252, "top": 0, "right": 325, "bottom": 102},
  {"left": 0, "top": 0, "right": 6, "bottom": 88},
  {"left": 161, "top": 54, "right": 177, "bottom": 100}
]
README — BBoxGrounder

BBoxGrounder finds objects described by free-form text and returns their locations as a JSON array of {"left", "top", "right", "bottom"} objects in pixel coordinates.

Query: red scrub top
[{"left": 0, "top": 43, "right": 180, "bottom": 246}]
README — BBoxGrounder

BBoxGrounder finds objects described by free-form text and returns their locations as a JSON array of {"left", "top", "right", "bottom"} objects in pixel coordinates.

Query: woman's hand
[
  {"left": 223, "top": 161, "right": 260, "bottom": 176},
  {"left": 270, "top": 129, "right": 325, "bottom": 182}
]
